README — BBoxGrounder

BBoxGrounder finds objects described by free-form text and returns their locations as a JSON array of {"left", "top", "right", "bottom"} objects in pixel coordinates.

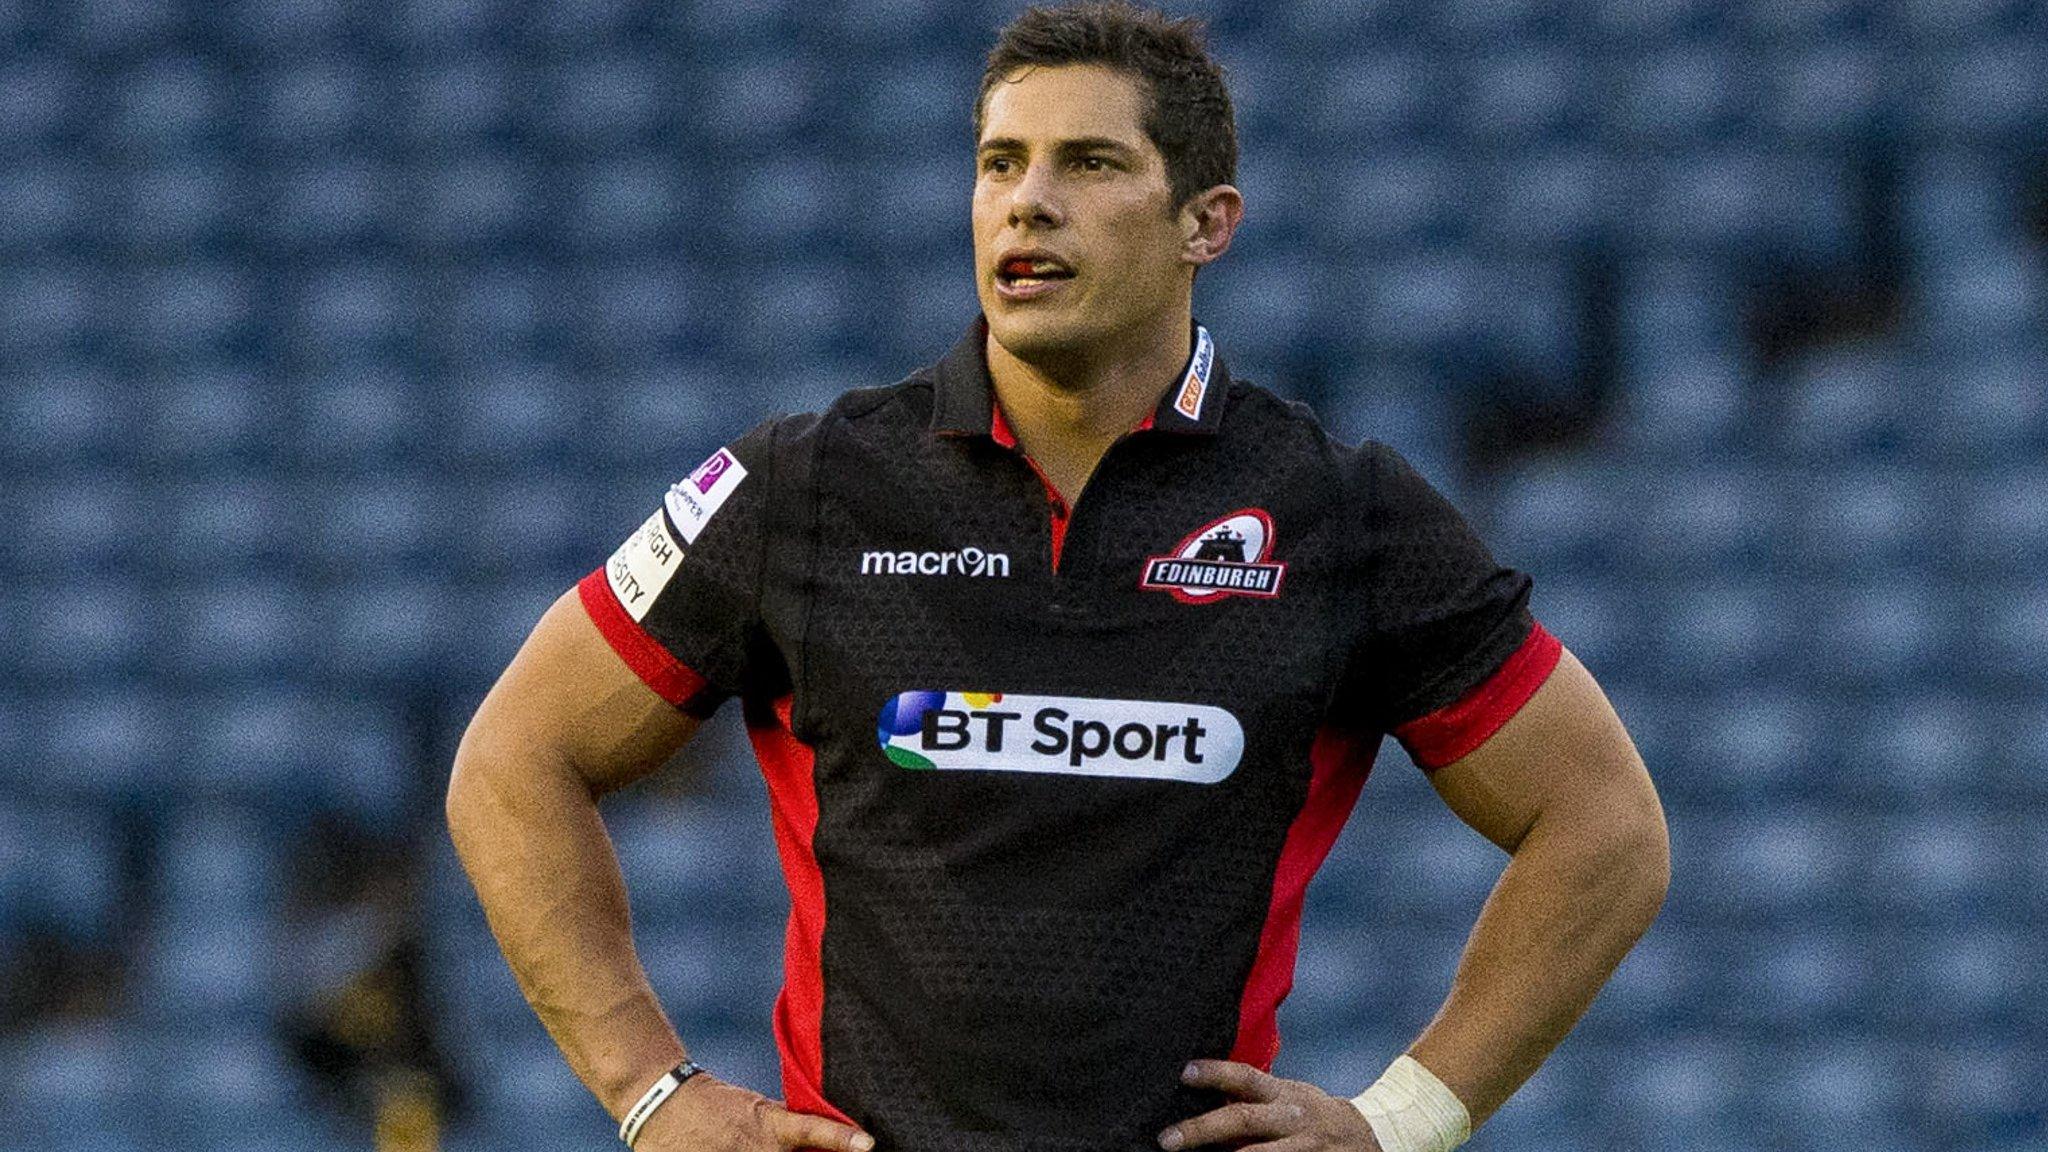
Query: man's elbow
[{"left": 1601, "top": 793, "right": 1671, "bottom": 935}]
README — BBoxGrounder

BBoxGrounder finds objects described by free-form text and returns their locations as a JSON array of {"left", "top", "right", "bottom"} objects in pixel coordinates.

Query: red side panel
[
  {"left": 1229, "top": 725, "right": 1377, "bottom": 1069},
  {"left": 1394, "top": 622, "right": 1564, "bottom": 771},
  {"left": 747, "top": 695, "right": 856, "bottom": 1129},
  {"left": 576, "top": 569, "right": 711, "bottom": 707}
]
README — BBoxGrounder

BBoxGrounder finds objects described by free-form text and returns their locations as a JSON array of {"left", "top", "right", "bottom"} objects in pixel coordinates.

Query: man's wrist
[
  {"left": 619, "top": 1061, "right": 706, "bottom": 1147},
  {"left": 1349, "top": 1054, "right": 1470, "bottom": 1152}
]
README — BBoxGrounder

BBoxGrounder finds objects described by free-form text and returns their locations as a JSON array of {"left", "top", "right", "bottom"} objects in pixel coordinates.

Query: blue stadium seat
[
  {"left": 1489, "top": 460, "right": 1630, "bottom": 570},
  {"left": 1901, "top": 153, "right": 2012, "bottom": 257},
  {"left": 410, "top": 156, "right": 537, "bottom": 252},
  {"left": 1299, "top": 52, "right": 1446, "bottom": 145},
  {"left": 1529, "top": 580, "right": 1635, "bottom": 679},
  {"left": 695, "top": 57, "right": 817, "bottom": 145},
  {"left": 720, "top": 156, "right": 834, "bottom": 250},
  {"left": 1802, "top": 579, "right": 1945, "bottom": 688},
  {"left": 0, "top": 161, "right": 83, "bottom": 253},
  {"left": 134, "top": 918, "right": 279, "bottom": 1024},
  {"left": 862, "top": 155, "right": 971, "bottom": 256},
  {"left": 1683, "top": 689, "right": 1821, "bottom": 794},
  {"left": 1631, "top": 467, "right": 1778, "bottom": 572},
  {"left": 250, "top": 56, "right": 378, "bottom": 153},
  {"left": 566, "top": 258, "right": 703, "bottom": 357},
  {"left": 1427, "top": 0, "right": 1571, "bottom": 45},
  {"left": 443, "top": 361, "right": 582, "bottom": 463},
  {"left": 1617, "top": 260, "right": 1743, "bottom": 363},
  {"left": 843, "top": 56, "right": 972, "bottom": 145},
  {"left": 1196, "top": 249, "right": 1315, "bottom": 366},
  {"left": 293, "top": 472, "right": 441, "bottom": 571},
  {"left": 1788, "top": 469, "right": 1936, "bottom": 567},
  {"left": 0, "top": 263, "right": 92, "bottom": 355},
  {"left": 400, "top": 57, "right": 515, "bottom": 147},
  {"left": 1455, "top": 49, "right": 1589, "bottom": 144},
  {"left": 1696, "top": 807, "right": 1852, "bottom": 915},
  {"left": 140, "top": 363, "right": 275, "bottom": 465},
  {"left": 1735, "top": 0, "right": 1882, "bottom": 43},
  {"left": 539, "top": 53, "right": 667, "bottom": 149},
  {"left": 1603, "top": 45, "right": 1751, "bottom": 146},
  {"left": 125, "top": 262, "right": 255, "bottom": 357},
  {"left": 1910, "top": 41, "right": 2048, "bottom": 145},
  {"left": 1, "top": 475, "right": 144, "bottom": 579},
  {"left": 1876, "top": 810, "right": 2001, "bottom": 914},
  {"left": 287, "top": 363, "right": 424, "bottom": 467},
  {"left": 586, "top": 361, "right": 730, "bottom": 469},
  {"left": 1777, "top": 342, "right": 1910, "bottom": 459},
  {"left": 565, "top": 155, "right": 684, "bottom": 251},
  {"left": 156, "top": 807, "right": 287, "bottom": 923},
  {"left": 0, "top": 58, "right": 77, "bottom": 151},
  {"left": 1612, "top": 350, "right": 1753, "bottom": 460},
  {"left": 1355, "top": 252, "right": 1483, "bottom": 354},
  {"left": 183, "top": 689, "right": 411, "bottom": 821},
  {"left": 1311, "top": 150, "right": 1465, "bottom": 253},
  {"left": 149, "top": 1029, "right": 306, "bottom": 1132},
  {"left": 1920, "top": 248, "right": 2045, "bottom": 346},
  {"left": 161, "top": 577, "right": 312, "bottom": 682},
  {"left": 609, "top": 797, "right": 789, "bottom": 925},
  {"left": 291, "top": 259, "right": 410, "bottom": 354},
  {"left": 1468, "top": 147, "right": 1613, "bottom": 254},
  {"left": 267, "top": 157, "right": 397, "bottom": 251},
  {"left": 1772, "top": 1041, "right": 1904, "bottom": 1130},
  {"left": 1764, "top": 44, "right": 1888, "bottom": 141},
  {"left": 0, "top": 803, "right": 121, "bottom": 941},
  {"left": 96, "top": 58, "right": 226, "bottom": 157},
  {"left": 3, "top": 1022, "right": 140, "bottom": 1129}
]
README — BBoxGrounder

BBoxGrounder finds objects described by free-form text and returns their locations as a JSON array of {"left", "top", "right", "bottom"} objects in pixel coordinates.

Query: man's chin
[{"left": 985, "top": 307, "right": 1099, "bottom": 366}]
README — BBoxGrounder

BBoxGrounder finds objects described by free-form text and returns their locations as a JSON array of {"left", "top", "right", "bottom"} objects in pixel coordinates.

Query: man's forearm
[
  {"left": 447, "top": 742, "right": 686, "bottom": 1119},
  {"left": 1404, "top": 809, "right": 1670, "bottom": 1129}
]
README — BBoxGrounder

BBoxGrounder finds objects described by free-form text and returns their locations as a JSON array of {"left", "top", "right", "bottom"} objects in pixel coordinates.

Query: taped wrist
[{"left": 1348, "top": 1054, "right": 1471, "bottom": 1152}]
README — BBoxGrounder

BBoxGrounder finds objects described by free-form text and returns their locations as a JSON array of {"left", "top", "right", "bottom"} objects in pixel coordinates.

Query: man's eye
[
  {"left": 984, "top": 156, "right": 1015, "bottom": 174},
  {"left": 1080, "top": 156, "right": 1107, "bottom": 171}
]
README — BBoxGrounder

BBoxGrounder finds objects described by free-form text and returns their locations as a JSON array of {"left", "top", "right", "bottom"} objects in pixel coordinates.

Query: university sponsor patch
[
  {"left": 663, "top": 447, "right": 747, "bottom": 544},
  {"left": 875, "top": 690, "right": 1243, "bottom": 783},
  {"left": 1139, "top": 508, "right": 1287, "bottom": 603},
  {"left": 604, "top": 509, "right": 685, "bottom": 622}
]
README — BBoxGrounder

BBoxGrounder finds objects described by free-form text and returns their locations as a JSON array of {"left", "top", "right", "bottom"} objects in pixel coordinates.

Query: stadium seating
[{"left": 2, "top": 1, "right": 2044, "bottom": 1148}]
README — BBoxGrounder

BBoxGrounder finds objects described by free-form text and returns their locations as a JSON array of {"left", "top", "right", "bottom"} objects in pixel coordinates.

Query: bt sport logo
[{"left": 875, "top": 690, "right": 1243, "bottom": 783}]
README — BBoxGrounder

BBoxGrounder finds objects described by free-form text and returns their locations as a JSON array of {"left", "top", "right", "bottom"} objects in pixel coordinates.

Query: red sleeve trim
[
  {"left": 575, "top": 568, "right": 713, "bottom": 709},
  {"left": 1393, "top": 622, "right": 1563, "bottom": 771}
]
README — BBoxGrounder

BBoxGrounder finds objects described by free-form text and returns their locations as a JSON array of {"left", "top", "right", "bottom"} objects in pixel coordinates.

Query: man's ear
[{"left": 1180, "top": 185, "right": 1245, "bottom": 268}]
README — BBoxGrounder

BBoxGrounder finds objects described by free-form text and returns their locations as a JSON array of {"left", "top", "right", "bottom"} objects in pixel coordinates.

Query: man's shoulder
[
  {"left": 754, "top": 368, "right": 937, "bottom": 449},
  {"left": 1219, "top": 377, "right": 1391, "bottom": 484}
]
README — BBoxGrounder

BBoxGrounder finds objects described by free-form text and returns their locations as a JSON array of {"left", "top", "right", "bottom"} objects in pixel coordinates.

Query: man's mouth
[{"left": 996, "top": 255, "right": 1076, "bottom": 290}]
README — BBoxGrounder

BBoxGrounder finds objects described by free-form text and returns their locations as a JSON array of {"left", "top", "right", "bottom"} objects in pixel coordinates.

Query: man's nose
[{"left": 1007, "top": 165, "right": 1064, "bottom": 228}]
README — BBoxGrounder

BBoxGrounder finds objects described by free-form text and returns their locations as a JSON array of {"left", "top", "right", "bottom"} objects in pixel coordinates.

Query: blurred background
[{"left": 3, "top": 0, "right": 2046, "bottom": 1149}]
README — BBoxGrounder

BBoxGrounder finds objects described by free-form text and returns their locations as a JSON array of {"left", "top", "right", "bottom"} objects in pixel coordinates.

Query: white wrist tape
[
  {"left": 618, "top": 1061, "right": 702, "bottom": 1148},
  {"left": 1349, "top": 1054, "right": 1471, "bottom": 1152}
]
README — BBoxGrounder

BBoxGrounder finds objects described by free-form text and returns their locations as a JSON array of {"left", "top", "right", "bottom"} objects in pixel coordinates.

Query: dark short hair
[{"left": 975, "top": 1, "right": 1238, "bottom": 208}]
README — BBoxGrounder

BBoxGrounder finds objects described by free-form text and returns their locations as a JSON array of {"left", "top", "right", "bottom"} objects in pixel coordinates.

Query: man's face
[{"left": 973, "top": 64, "right": 1192, "bottom": 365}]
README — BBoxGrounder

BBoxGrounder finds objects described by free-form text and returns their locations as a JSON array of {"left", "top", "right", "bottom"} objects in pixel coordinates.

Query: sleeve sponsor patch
[
  {"left": 604, "top": 509, "right": 685, "bottom": 623},
  {"left": 663, "top": 447, "right": 748, "bottom": 544}
]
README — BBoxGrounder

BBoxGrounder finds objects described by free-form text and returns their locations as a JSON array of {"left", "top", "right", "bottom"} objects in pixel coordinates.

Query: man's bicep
[
  {"left": 464, "top": 588, "right": 702, "bottom": 796},
  {"left": 1424, "top": 649, "right": 1654, "bottom": 855}
]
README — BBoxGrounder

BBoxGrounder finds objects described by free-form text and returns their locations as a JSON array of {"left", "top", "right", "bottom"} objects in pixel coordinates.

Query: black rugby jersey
[{"left": 577, "top": 319, "right": 1562, "bottom": 1152}]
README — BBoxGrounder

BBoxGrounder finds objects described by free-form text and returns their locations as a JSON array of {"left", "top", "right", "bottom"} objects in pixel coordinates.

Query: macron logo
[{"left": 860, "top": 547, "right": 1012, "bottom": 578}]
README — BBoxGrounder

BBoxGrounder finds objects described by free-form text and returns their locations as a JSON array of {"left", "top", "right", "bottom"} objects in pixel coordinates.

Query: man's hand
[
  {"left": 1157, "top": 1060, "right": 1383, "bottom": 1152},
  {"left": 630, "top": 1074, "right": 875, "bottom": 1152}
]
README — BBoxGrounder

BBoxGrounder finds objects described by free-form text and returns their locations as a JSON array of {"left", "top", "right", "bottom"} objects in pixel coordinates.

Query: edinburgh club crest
[{"left": 1139, "top": 508, "right": 1286, "bottom": 603}]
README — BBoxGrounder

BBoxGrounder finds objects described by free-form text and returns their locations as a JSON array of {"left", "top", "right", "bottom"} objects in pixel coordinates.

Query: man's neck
[{"left": 985, "top": 311, "right": 1193, "bottom": 505}]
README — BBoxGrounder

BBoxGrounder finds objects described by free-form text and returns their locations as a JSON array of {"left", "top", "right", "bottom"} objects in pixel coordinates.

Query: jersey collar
[{"left": 930, "top": 316, "right": 1231, "bottom": 439}]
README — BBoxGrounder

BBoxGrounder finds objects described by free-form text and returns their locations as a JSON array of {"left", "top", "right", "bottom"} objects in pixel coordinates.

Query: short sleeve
[
  {"left": 575, "top": 418, "right": 782, "bottom": 716},
  {"left": 1341, "top": 443, "right": 1562, "bottom": 769}
]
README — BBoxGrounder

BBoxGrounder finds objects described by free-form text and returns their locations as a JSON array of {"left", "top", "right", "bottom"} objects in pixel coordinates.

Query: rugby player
[{"left": 446, "top": 4, "right": 1670, "bottom": 1151}]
